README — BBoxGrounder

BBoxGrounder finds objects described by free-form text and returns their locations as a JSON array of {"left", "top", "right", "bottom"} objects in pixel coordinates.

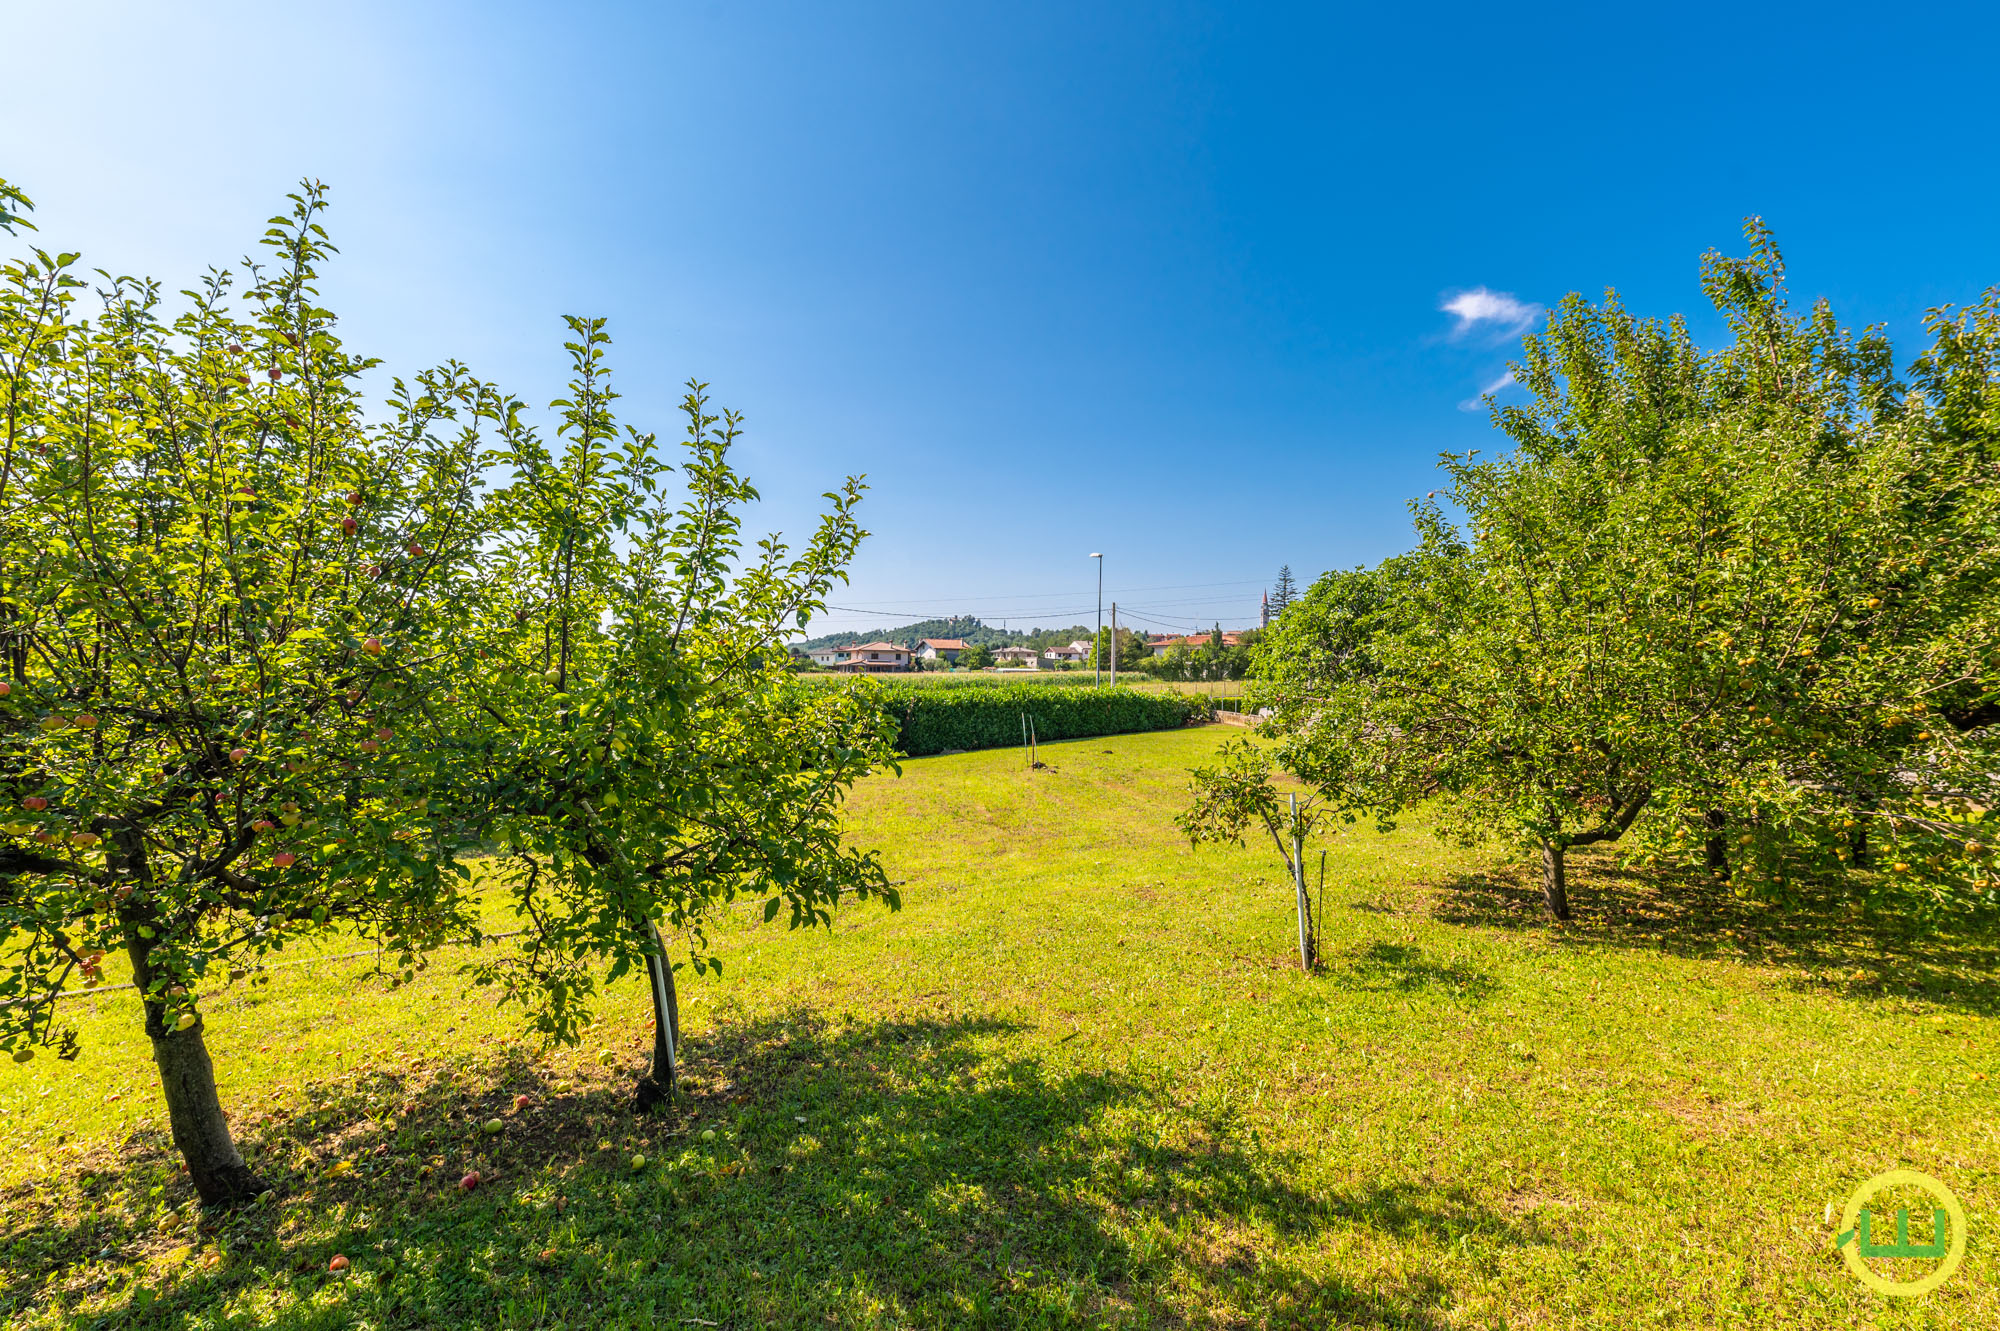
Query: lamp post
[{"left": 1091, "top": 552, "right": 1103, "bottom": 686}]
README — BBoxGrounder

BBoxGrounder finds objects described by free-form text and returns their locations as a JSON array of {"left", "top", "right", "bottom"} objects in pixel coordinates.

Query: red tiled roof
[
  {"left": 1148, "top": 633, "right": 1242, "bottom": 648},
  {"left": 921, "top": 638, "right": 968, "bottom": 649}
]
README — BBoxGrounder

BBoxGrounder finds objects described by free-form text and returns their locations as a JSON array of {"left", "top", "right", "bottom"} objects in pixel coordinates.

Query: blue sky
[{"left": 5, "top": 2, "right": 1996, "bottom": 638}]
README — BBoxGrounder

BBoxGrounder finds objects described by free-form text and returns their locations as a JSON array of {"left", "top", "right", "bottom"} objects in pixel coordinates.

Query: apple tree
[
  {"left": 1245, "top": 222, "right": 1998, "bottom": 919},
  {"left": 0, "top": 181, "right": 499, "bottom": 1203},
  {"left": 461, "top": 320, "right": 900, "bottom": 1107}
]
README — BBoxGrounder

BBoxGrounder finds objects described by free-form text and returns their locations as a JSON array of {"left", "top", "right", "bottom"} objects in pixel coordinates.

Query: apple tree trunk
[
  {"left": 1540, "top": 840, "right": 1571, "bottom": 921},
  {"left": 634, "top": 918, "right": 682, "bottom": 1112},
  {"left": 126, "top": 932, "right": 267, "bottom": 1206},
  {"left": 1703, "top": 809, "right": 1730, "bottom": 877}
]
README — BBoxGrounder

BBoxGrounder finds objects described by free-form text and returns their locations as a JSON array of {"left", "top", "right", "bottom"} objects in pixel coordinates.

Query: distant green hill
[{"left": 794, "top": 616, "right": 1096, "bottom": 653}]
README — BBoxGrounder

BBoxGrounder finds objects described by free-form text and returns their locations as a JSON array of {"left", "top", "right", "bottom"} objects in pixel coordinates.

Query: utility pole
[
  {"left": 1110, "top": 602, "right": 1117, "bottom": 687},
  {"left": 1090, "top": 552, "right": 1103, "bottom": 687}
]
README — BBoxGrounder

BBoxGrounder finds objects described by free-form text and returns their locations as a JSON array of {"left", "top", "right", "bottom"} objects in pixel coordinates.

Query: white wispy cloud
[
  {"left": 1457, "top": 368, "right": 1517, "bottom": 412},
  {"left": 1440, "top": 287, "right": 1540, "bottom": 339}
]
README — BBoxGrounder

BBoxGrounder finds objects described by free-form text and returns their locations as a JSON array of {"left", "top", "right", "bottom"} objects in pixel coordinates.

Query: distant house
[
  {"left": 992, "top": 646, "right": 1039, "bottom": 667},
  {"left": 1042, "top": 643, "right": 1085, "bottom": 664},
  {"left": 834, "top": 641, "right": 913, "bottom": 673},
  {"left": 917, "top": 638, "right": 967, "bottom": 664},
  {"left": 1147, "top": 633, "right": 1243, "bottom": 657},
  {"left": 808, "top": 645, "right": 849, "bottom": 668}
]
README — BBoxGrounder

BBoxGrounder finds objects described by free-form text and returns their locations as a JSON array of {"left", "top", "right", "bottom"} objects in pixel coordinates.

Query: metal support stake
[{"left": 1290, "top": 794, "right": 1312, "bottom": 971}]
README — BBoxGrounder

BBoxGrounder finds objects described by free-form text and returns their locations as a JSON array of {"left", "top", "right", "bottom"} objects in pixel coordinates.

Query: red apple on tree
[
  {"left": 272, "top": 852, "right": 297, "bottom": 869},
  {"left": 229, "top": 747, "right": 249, "bottom": 764},
  {"left": 362, "top": 637, "right": 383, "bottom": 656},
  {"left": 340, "top": 516, "right": 357, "bottom": 536},
  {"left": 74, "top": 714, "right": 97, "bottom": 729}
]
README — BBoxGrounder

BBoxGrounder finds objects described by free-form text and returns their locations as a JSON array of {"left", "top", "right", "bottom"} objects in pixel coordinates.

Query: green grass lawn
[{"left": 5, "top": 727, "right": 1996, "bottom": 1328}]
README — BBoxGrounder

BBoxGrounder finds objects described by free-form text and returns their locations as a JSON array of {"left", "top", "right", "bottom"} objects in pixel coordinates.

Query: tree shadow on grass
[
  {"left": 1426, "top": 849, "right": 2000, "bottom": 1016},
  {"left": 7, "top": 1008, "right": 1548, "bottom": 1329},
  {"left": 1329, "top": 941, "right": 1498, "bottom": 1004}
]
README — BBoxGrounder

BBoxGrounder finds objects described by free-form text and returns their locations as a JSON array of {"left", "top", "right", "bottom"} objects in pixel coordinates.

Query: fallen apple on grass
[
  {"left": 459, "top": 1171, "right": 480, "bottom": 1192},
  {"left": 483, "top": 1118, "right": 504, "bottom": 1135},
  {"left": 327, "top": 1254, "right": 349, "bottom": 1273}
]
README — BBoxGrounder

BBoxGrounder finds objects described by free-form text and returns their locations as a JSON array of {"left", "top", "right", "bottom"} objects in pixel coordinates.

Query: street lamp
[{"left": 1090, "top": 553, "right": 1103, "bottom": 686}]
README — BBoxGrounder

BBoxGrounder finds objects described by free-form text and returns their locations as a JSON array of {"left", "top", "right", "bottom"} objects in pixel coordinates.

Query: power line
[{"left": 820, "top": 577, "right": 1269, "bottom": 608}]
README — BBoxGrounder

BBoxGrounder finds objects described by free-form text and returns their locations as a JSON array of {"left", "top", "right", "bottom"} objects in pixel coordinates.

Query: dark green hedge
[{"left": 875, "top": 683, "right": 1213, "bottom": 756}]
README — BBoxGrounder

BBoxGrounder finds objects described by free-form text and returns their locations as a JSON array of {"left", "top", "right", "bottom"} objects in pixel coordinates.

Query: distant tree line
[{"left": 794, "top": 616, "right": 1099, "bottom": 655}]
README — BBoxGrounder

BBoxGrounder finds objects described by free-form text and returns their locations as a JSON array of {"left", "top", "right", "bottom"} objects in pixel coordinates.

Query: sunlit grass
[{"left": 5, "top": 727, "right": 1996, "bottom": 1327}]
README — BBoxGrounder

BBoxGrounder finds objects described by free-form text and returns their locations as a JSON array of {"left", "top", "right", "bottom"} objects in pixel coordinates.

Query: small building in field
[
  {"left": 807, "top": 645, "right": 849, "bottom": 668},
  {"left": 1043, "top": 642, "right": 1086, "bottom": 664},
  {"left": 918, "top": 638, "right": 967, "bottom": 664},
  {"left": 992, "top": 646, "right": 1039, "bottom": 667}
]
